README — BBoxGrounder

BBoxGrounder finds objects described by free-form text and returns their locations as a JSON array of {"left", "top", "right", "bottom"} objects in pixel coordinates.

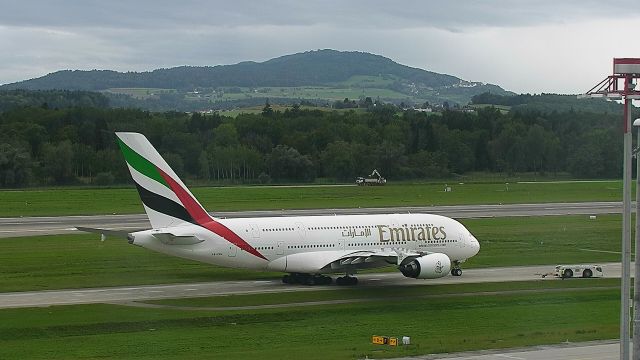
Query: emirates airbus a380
[{"left": 79, "top": 132, "right": 480, "bottom": 286}]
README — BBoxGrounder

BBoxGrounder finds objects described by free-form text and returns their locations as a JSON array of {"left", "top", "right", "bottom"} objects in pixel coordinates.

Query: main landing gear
[
  {"left": 281, "top": 273, "right": 359, "bottom": 286},
  {"left": 282, "top": 273, "right": 332, "bottom": 285},
  {"left": 451, "top": 261, "right": 463, "bottom": 276},
  {"left": 335, "top": 276, "right": 358, "bottom": 286}
]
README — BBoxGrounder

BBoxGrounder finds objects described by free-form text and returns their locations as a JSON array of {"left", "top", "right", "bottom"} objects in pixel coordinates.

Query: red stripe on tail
[{"left": 157, "top": 167, "right": 267, "bottom": 261}]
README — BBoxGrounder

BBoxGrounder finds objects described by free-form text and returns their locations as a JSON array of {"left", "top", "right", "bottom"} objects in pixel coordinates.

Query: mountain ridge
[
  {"left": 2, "top": 49, "right": 499, "bottom": 90},
  {"left": 1, "top": 49, "right": 512, "bottom": 109}
]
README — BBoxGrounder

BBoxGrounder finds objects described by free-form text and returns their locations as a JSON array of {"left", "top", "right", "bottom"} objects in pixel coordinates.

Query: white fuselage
[{"left": 130, "top": 213, "right": 479, "bottom": 274}]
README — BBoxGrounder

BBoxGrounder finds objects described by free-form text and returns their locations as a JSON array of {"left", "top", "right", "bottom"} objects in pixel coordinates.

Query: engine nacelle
[{"left": 399, "top": 253, "right": 451, "bottom": 279}]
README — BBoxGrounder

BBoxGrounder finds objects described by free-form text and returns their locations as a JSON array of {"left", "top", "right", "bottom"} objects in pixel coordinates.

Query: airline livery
[{"left": 80, "top": 132, "right": 480, "bottom": 285}]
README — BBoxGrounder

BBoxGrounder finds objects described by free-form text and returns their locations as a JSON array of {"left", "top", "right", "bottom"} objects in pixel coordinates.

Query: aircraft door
[
  {"left": 458, "top": 231, "right": 467, "bottom": 248},
  {"left": 295, "top": 222, "right": 306, "bottom": 240},
  {"left": 250, "top": 223, "right": 261, "bottom": 238},
  {"left": 276, "top": 241, "right": 285, "bottom": 255},
  {"left": 228, "top": 245, "right": 237, "bottom": 257}
]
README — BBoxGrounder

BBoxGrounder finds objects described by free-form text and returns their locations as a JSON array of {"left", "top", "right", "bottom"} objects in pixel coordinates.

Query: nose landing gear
[{"left": 451, "top": 261, "right": 463, "bottom": 276}]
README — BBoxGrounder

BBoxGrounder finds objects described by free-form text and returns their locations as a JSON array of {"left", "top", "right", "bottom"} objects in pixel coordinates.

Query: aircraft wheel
[
  {"left": 304, "top": 276, "right": 315, "bottom": 286},
  {"left": 282, "top": 275, "right": 291, "bottom": 284}
]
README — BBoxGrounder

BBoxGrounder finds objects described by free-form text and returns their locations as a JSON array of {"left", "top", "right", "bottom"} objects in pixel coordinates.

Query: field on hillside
[{"left": 105, "top": 75, "right": 429, "bottom": 105}]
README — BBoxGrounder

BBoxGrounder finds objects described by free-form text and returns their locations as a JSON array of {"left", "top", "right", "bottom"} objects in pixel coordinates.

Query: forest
[{"left": 0, "top": 88, "right": 631, "bottom": 188}]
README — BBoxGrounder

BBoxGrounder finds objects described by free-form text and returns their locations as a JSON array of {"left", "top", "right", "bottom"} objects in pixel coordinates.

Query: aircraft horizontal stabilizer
[
  {"left": 151, "top": 233, "right": 204, "bottom": 245},
  {"left": 75, "top": 227, "right": 132, "bottom": 240}
]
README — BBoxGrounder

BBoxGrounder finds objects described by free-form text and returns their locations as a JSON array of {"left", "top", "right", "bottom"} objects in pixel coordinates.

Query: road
[
  {"left": 0, "top": 201, "right": 623, "bottom": 238},
  {"left": 0, "top": 262, "right": 624, "bottom": 309}
]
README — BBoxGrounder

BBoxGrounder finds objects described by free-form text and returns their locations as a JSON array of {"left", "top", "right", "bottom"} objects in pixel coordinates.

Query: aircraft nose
[{"left": 468, "top": 234, "right": 480, "bottom": 256}]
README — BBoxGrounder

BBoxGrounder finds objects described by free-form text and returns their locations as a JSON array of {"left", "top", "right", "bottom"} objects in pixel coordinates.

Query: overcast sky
[{"left": 1, "top": 0, "right": 638, "bottom": 93}]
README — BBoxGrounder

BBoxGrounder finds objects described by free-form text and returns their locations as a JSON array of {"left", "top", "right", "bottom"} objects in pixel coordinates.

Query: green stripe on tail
[{"left": 116, "top": 138, "right": 169, "bottom": 188}]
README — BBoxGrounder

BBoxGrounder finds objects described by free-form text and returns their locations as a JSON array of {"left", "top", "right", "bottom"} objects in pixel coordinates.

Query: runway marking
[
  {"left": 517, "top": 180, "right": 617, "bottom": 184},
  {"left": 495, "top": 355, "right": 526, "bottom": 360},
  {"left": 579, "top": 248, "right": 621, "bottom": 254}
]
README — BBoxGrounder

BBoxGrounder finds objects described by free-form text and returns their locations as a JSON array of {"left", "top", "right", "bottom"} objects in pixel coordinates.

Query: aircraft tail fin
[{"left": 115, "top": 132, "right": 213, "bottom": 229}]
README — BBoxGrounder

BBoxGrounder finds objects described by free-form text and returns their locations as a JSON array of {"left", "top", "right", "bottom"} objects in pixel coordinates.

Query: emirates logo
[{"left": 435, "top": 260, "right": 443, "bottom": 274}]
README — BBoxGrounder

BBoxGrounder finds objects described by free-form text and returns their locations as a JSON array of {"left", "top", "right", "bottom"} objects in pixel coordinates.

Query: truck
[
  {"left": 554, "top": 264, "right": 603, "bottom": 279},
  {"left": 356, "top": 169, "right": 386, "bottom": 186}
]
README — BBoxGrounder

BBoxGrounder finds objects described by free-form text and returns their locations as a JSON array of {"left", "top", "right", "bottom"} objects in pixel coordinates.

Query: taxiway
[
  {"left": 0, "top": 201, "right": 624, "bottom": 238},
  {"left": 0, "top": 262, "right": 624, "bottom": 309}
]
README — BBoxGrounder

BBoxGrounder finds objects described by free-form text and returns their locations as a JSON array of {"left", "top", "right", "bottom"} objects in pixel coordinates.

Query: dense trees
[{"left": 0, "top": 94, "right": 633, "bottom": 188}]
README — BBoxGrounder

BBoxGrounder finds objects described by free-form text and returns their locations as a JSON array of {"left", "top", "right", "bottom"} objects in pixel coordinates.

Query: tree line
[{"left": 0, "top": 99, "right": 631, "bottom": 188}]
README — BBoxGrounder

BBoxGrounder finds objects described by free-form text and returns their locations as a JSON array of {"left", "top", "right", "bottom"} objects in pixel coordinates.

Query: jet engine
[{"left": 399, "top": 253, "right": 451, "bottom": 279}]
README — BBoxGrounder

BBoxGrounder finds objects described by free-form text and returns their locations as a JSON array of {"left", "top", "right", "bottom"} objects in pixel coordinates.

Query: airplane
[{"left": 79, "top": 132, "right": 480, "bottom": 286}]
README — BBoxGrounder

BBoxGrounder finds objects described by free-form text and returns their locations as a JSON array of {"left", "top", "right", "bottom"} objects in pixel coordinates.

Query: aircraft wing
[
  {"left": 331, "top": 248, "right": 422, "bottom": 268},
  {"left": 272, "top": 248, "right": 423, "bottom": 274}
]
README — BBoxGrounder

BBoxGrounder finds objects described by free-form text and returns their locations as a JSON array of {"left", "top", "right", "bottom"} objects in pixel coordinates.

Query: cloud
[{"left": 1, "top": 1, "right": 639, "bottom": 93}]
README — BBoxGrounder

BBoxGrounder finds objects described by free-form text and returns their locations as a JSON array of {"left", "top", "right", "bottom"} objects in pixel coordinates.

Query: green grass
[
  {"left": 336, "top": 74, "right": 400, "bottom": 87},
  {"left": 0, "top": 234, "right": 280, "bottom": 292},
  {"left": 0, "top": 181, "right": 623, "bottom": 217},
  {"left": 461, "top": 214, "right": 626, "bottom": 267},
  {"left": 0, "top": 285, "right": 620, "bottom": 359},
  {"left": 0, "top": 215, "right": 625, "bottom": 292}
]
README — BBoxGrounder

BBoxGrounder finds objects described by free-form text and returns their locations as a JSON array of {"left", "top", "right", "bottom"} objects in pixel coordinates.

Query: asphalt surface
[
  {"left": 0, "top": 262, "right": 624, "bottom": 309},
  {"left": 0, "top": 201, "right": 624, "bottom": 238},
  {"left": 390, "top": 340, "right": 622, "bottom": 360}
]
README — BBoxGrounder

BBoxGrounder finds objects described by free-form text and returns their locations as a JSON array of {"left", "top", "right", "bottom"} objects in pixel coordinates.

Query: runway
[
  {"left": 0, "top": 201, "right": 623, "bottom": 238},
  {"left": 391, "top": 340, "right": 622, "bottom": 360},
  {"left": 0, "top": 262, "right": 623, "bottom": 309}
]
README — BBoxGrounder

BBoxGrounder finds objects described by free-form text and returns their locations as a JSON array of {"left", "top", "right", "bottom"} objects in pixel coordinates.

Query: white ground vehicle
[{"left": 554, "top": 264, "right": 603, "bottom": 278}]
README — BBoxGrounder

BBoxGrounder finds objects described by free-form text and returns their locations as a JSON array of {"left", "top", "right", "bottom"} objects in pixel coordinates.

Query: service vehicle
[
  {"left": 356, "top": 169, "right": 386, "bottom": 186},
  {"left": 554, "top": 264, "right": 603, "bottom": 278}
]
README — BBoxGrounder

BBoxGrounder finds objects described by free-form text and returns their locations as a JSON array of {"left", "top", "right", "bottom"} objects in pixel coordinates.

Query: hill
[{"left": 1, "top": 50, "right": 511, "bottom": 110}]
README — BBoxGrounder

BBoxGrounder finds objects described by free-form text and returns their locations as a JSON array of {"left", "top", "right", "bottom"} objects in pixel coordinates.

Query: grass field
[
  {"left": 0, "top": 214, "right": 625, "bottom": 292},
  {"left": 0, "top": 281, "right": 619, "bottom": 359},
  {"left": 105, "top": 88, "right": 177, "bottom": 100},
  {"left": 0, "top": 181, "right": 623, "bottom": 217}
]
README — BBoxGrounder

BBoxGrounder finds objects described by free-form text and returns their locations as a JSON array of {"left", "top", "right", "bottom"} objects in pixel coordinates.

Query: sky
[{"left": 1, "top": 0, "right": 639, "bottom": 94}]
